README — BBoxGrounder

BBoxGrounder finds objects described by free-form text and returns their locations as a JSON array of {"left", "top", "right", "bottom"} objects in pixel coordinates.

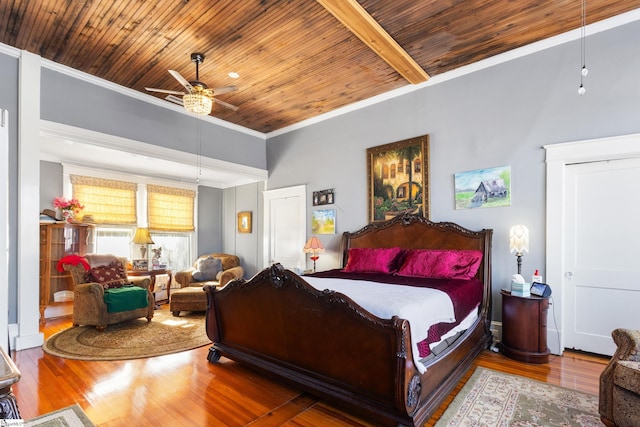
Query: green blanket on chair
[{"left": 104, "top": 286, "right": 148, "bottom": 313}]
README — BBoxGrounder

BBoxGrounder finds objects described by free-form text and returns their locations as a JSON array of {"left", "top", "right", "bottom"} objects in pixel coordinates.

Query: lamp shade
[
  {"left": 183, "top": 93, "right": 212, "bottom": 115},
  {"left": 509, "top": 224, "right": 529, "bottom": 254},
  {"left": 132, "top": 227, "right": 155, "bottom": 245},
  {"left": 303, "top": 236, "right": 325, "bottom": 254}
]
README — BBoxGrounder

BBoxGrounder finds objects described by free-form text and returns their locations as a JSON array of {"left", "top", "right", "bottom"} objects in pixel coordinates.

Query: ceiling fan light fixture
[{"left": 183, "top": 93, "right": 212, "bottom": 115}]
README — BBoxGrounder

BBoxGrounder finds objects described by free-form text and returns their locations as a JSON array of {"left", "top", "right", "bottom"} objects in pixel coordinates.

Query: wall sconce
[
  {"left": 303, "top": 236, "right": 325, "bottom": 273},
  {"left": 509, "top": 224, "right": 529, "bottom": 274}
]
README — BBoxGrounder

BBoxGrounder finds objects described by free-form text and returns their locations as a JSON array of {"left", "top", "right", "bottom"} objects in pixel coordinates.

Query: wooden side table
[
  {"left": 127, "top": 268, "right": 172, "bottom": 304},
  {"left": 0, "top": 347, "right": 21, "bottom": 419},
  {"left": 501, "top": 290, "right": 551, "bottom": 364}
]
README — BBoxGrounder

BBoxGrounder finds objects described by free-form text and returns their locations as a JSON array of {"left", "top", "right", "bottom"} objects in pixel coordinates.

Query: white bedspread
[{"left": 304, "top": 276, "right": 455, "bottom": 374}]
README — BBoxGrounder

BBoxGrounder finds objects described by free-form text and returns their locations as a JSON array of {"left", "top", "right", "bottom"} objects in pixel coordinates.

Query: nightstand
[{"left": 501, "top": 289, "right": 550, "bottom": 363}]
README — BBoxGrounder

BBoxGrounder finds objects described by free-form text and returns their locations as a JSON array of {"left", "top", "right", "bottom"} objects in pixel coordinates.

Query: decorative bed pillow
[
  {"left": 84, "top": 260, "right": 128, "bottom": 289},
  {"left": 396, "top": 249, "right": 483, "bottom": 280},
  {"left": 192, "top": 256, "right": 222, "bottom": 282},
  {"left": 343, "top": 247, "right": 404, "bottom": 274}
]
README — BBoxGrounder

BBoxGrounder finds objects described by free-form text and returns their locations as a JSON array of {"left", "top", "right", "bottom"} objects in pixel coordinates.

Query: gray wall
[
  {"left": 197, "top": 186, "right": 223, "bottom": 255},
  {"left": 264, "top": 19, "right": 640, "bottom": 322},
  {"left": 0, "top": 51, "right": 19, "bottom": 323},
  {"left": 39, "top": 161, "right": 63, "bottom": 212},
  {"left": 41, "top": 69, "right": 267, "bottom": 170},
  {"left": 222, "top": 181, "right": 264, "bottom": 279}
]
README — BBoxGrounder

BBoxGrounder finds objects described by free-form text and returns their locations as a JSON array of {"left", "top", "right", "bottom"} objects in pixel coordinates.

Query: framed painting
[
  {"left": 454, "top": 165, "right": 511, "bottom": 209},
  {"left": 237, "top": 211, "right": 252, "bottom": 233},
  {"left": 367, "top": 135, "right": 430, "bottom": 222},
  {"left": 312, "top": 209, "right": 336, "bottom": 234},
  {"left": 312, "top": 189, "right": 334, "bottom": 206}
]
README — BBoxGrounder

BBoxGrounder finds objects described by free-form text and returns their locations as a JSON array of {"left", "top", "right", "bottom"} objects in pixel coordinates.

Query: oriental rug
[
  {"left": 42, "top": 310, "right": 210, "bottom": 361},
  {"left": 435, "top": 367, "right": 603, "bottom": 427},
  {"left": 24, "top": 404, "right": 94, "bottom": 427}
]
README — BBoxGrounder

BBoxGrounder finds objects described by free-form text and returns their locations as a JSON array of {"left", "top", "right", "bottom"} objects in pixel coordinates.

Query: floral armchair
[
  {"left": 62, "top": 254, "right": 154, "bottom": 332},
  {"left": 174, "top": 253, "right": 244, "bottom": 289},
  {"left": 599, "top": 328, "right": 640, "bottom": 427}
]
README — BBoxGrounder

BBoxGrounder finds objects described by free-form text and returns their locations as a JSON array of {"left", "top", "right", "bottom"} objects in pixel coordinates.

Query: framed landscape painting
[
  {"left": 312, "top": 209, "right": 336, "bottom": 234},
  {"left": 367, "top": 135, "right": 430, "bottom": 222},
  {"left": 454, "top": 165, "right": 511, "bottom": 209}
]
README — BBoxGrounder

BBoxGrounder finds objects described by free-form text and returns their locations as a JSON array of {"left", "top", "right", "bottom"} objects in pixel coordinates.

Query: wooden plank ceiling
[{"left": 1, "top": 0, "right": 639, "bottom": 133}]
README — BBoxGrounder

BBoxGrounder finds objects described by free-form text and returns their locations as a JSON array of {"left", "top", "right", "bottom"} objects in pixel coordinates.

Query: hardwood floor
[{"left": 11, "top": 307, "right": 608, "bottom": 426}]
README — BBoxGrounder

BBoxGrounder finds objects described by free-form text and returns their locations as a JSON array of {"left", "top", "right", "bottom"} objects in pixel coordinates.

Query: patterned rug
[
  {"left": 25, "top": 404, "right": 94, "bottom": 427},
  {"left": 42, "top": 310, "right": 210, "bottom": 361},
  {"left": 436, "top": 367, "right": 604, "bottom": 426}
]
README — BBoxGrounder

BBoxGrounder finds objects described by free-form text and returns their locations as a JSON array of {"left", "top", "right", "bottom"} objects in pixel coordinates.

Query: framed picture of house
[
  {"left": 367, "top": 135, "right": 430, "bottom": 222},
  {"left": 454, "top": 165, "right": 511, "bottom": 209},
  {"left": 237, "top": 211, "right": 252, "bottom": 233}
]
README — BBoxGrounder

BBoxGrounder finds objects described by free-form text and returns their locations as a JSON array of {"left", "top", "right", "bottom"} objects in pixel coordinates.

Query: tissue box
[{"left": 511, "top": 281, "right": 531, "bottom": 297}]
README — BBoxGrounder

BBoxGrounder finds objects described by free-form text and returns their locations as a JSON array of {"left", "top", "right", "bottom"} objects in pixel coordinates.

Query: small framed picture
[
  {"left": 312, "top": 189, "right": 334, "bottom": 206},
  {"left": 132, "top": 259, "right": 148, "bottom": 270},
  {"left": 237, "top": 211, "right": 252, "bottom": 233}
]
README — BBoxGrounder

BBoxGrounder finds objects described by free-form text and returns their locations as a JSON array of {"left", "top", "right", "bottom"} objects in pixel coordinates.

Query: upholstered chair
[
  {"left": 174, "top": 253, "right": 244, "bottom": 289},
  {"left": 599, "top": 328, "right": 640, "bottom": 427},
  {"left": 62, "top": 254, "right": 155, "bottom": 332}
]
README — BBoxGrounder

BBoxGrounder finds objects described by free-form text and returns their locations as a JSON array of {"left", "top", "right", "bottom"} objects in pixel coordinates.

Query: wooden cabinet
[
  {"left": 39, "top": 223, "right": 95, "bottom": 322},
  {"left": 501, "top": 290, "right": 550, "bottom": 363}
]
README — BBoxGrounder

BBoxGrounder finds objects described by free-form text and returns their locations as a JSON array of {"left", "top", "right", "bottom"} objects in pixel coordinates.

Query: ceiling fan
[{"left": 145, "top": 52, "right": 238, "bottom": 115}]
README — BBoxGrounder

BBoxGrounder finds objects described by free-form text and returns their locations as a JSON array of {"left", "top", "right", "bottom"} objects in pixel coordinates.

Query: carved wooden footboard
[{"left": 205, "top": 214, "right": 493, "bottom": 426}]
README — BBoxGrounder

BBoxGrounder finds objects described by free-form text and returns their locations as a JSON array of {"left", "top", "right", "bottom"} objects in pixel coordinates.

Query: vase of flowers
[{"left": 53, "top": 197, "right": 84, "bottom": 223}]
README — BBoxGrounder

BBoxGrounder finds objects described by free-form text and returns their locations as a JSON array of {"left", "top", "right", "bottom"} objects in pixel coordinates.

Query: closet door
[{"left": 563, "top": 158, "right": 640, "bottom": 356}]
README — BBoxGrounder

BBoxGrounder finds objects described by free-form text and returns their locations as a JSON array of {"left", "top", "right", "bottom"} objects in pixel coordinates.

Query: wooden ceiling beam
[{"left": 317, "top": 0, "right": 429, "bottom": 84}]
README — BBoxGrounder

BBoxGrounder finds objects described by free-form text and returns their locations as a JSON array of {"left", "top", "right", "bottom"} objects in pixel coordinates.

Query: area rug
[
  {"left": 436, "top": 367, "right": 603, "bottom": 427},
  {"left": 43, "top": 311, "right": 210, "bottom": 361},
  {"left": 25, "top": 404, "right": 94, "bottom": 427}
]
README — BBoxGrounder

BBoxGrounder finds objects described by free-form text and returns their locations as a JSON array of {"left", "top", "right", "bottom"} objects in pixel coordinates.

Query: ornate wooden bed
[{"left": 204, "top": 214, "right": 493, "bottom": 426}]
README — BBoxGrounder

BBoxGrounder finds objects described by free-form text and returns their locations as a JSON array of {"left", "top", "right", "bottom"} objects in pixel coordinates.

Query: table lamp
[
  {"left": 132, "top": 227, "right": 154, "bottom": 260},
  {"left": 509, "top": 224, "right": 529, "bottom": 274},
  {"left": 303, "top": 236, "right": 325, "bottom": 273}
]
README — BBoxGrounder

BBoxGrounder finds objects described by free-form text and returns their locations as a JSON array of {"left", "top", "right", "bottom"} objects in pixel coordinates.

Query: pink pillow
[
  {"left": 343, "top": 247, "right": 404, "bottom": 274},
  {"left": 397, "top": 249, "right": 483, "bottom": 280}
]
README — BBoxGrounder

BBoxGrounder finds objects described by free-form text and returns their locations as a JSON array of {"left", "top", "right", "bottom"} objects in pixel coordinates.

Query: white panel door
[
  {"left": 564, "top": 158, "right": 640, "bottom": 355},
  {"left": 0, "top": 110, "right": 8, "bottom": 353},
  {"left": 263, "top": 185, "right": 306, "bottom": 270}
]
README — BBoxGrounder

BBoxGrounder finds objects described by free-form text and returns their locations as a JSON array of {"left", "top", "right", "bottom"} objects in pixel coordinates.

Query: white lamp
[{"left": 509, "top": 224, "right": 529, "bottom": 274}]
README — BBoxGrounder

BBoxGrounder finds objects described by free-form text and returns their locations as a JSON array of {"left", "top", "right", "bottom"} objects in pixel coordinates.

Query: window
[
  {"left": 69, "top": 172, "right": 196, "bottom": 271},
  {"left": 71, "top": 175, "right": 137, "bottom": 224},
  {"left": 147, "top": 185, "right": 195, "bottom": 231},
  {"left": 94, "top": 227, "right": 133, "bottom": 259},
  {"left": 149, "top": 232, "right": 192, "bottom": 271}
]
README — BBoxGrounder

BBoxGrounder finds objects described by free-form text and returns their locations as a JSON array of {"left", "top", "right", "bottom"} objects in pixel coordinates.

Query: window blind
[
  {"left": 147, "top": 184, "right": 195, "bottom": 232},
  {"left": 71, "top": 175, "right": 137, "bottom": 224}
]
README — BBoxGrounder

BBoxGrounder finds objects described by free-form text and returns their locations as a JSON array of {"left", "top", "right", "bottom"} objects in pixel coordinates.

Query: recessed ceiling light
[{"left": 228, "top": 71, "right": 240, "bottom": 79}]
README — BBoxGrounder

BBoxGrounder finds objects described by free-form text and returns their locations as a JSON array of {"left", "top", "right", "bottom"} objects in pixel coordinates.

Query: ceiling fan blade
[
  {"left": 165, "top": 95, "right": 184, "bottom": 106},
  {"left": 145, "top": 87, "right": 186, "bottom": 95},
  {"left": 213, "top": 97, "right": 239, "bottom": 111},
  {"left": 168, "top": 70, "right": 194, "bottom": 93},
  {"left": 212, "top": 85, "right": 238, "bottom": 95}
]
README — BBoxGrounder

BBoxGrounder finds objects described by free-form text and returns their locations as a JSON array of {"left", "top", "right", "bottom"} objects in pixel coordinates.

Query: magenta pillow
[
  {"left": 343, "top": 247, "right": 404, "bottom": 274},
  {"left": 397, "top": 249, "right": 483, "bottom": 280},
  {"left": 84, "top": 260, "right": 128, "bottom": 289}
]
